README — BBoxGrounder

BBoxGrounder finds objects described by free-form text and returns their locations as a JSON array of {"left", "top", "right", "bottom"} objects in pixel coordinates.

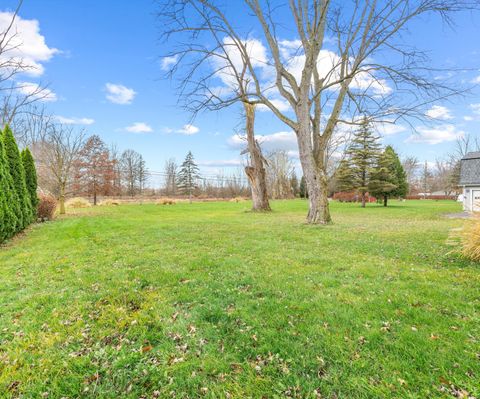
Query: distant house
[{"left": 459, "top": 152, "right": 480, "bottom": 212}]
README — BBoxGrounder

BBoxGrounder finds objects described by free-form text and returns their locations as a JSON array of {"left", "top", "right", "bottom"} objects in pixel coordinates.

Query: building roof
[
  {"left": 462, "top": 151, "right": 480, "bottom": 160},
  {"left": 460, "top": 152, "right": 480, "bottom": 185}
]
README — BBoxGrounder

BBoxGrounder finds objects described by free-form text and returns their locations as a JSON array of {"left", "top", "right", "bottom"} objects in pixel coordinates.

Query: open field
[{"left": 0, "top": 200, "right": 479, "bottom": 398}]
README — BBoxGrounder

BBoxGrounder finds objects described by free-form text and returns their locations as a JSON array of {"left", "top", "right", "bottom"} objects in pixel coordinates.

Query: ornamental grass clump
[{"left": 461, "top": 217, "right": 480, "bottom": 261}]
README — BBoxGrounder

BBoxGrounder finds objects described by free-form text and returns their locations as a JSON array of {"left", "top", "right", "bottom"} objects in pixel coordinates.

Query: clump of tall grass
[
  {"left": 461, "top": 217, "right": 480, "bottom": 261},
  {"left": 65, "top": 197, "right": 91, "bottom": 209}
]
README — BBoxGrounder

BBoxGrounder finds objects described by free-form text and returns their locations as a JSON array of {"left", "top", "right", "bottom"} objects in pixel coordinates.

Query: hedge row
[{"left": 0, "top": 125, "right": 38, "bottom": 243}]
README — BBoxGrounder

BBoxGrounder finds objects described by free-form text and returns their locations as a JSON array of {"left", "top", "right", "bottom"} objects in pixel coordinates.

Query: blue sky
[{"left": 2, "top": 0, "right": 480, "bottom": 183}]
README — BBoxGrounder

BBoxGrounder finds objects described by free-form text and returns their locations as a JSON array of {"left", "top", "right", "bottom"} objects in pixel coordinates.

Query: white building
[{"left": 460, "top": 152, "right": 480, "bottom": 212}]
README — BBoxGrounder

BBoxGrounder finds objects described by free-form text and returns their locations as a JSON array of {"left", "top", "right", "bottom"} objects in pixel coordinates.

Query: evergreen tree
[
  {"left": 3, "top": 125, "right": 33, "bottom": 229},
  {"left": 299, "top": 175, "right": 308, "bottom": 199},
  {"left": 335, "top": 160, "right": 356, "bottom": 193},
  {"left": 22, "top": 148, "right": 38, "bottom": 211},
  {"left": 344, "top": 118, "right": 381, "bottom": 207},
  {"left": 387, "top": 146, "right": 408, "bottom": 198},
  {"left": 0, "top": 130, "right": 19, "bottom": 241},
  {"left": 368, "top": 147, "right": 398, "bottom": 206},
  {"left": 177, "top": 151, "right": 200, "bottom": 203}
]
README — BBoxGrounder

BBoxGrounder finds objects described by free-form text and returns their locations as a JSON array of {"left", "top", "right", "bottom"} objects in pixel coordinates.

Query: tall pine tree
[
  {"left": 3, "top": 125, "right": 33, "bottom": 229},
  {"left": 177, "top": 151, "right": 200, "bottom": 203},
  {"left": 387, "top": 146, "right": 408, "bottom": 198},
  {"left": 335, "top": 159, "right": 356, "bottom": 193},
  {"left": 368, "top": 147, "right": 398, "bottom": 207},
  {"left": 22, "top": 148, "right": 39, "bottom": 212},
  {"left": 0, "top": 130, "right": 19, "bottom": 241},
  {"left": 344, "top": 118, "right": 381, "bottom": 207}
]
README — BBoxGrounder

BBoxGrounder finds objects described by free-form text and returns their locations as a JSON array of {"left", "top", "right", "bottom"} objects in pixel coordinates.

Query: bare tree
[
  {"left": 266, "top": 150, "right": 295, "bottom": 199},
  {"left": 160, "top": 0, "right": 476, "bottom": 223},
  {"left": 420, "top": 161, "right": 432, "bottom": 197},
  {"left": 402, "top": 156, "right": 419, "bottom": 194},
  {"left": 33, "top": 124, "right": 85, "bottom": 214},
  {"left": 164, "top": 158, "right": 178, "bottom": 196},
  {"left": 159, "top": 3, "right": 271, "bottom": 211},
  {"left": 0, "top": 1, "right": 52, "bottom": 127},
  {"left": 10, "top": 104, "right": 54, "bottom": 147},
  {"left": 120, "top": 149, "right": 146, "bottom": 197}
]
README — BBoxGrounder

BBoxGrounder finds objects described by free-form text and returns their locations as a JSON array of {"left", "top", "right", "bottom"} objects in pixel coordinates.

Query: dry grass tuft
[
  {"left": 229, "top": 197, "right": 247, "bottom": 203},
  {"left": 99, "top": 199, "right": 121, "bottom": 206},
  {"left": 65, "top": 197, "right": 91, "bottom": 208},
  {"left": 461, "top": 217, "right": 480, "bottom": 261},
  {"left": 156, "top": 198, "right": 176, "bottom": 205}
]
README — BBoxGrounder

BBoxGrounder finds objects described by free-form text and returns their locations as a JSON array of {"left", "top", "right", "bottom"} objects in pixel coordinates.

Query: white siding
[{"left": 463, "top": 186, "right": 480, "bottom": 212}]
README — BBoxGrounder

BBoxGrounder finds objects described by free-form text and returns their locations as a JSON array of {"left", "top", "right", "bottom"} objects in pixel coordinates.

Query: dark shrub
[{"left": 37, "top": 193, "right": 57, "bottom": 221}]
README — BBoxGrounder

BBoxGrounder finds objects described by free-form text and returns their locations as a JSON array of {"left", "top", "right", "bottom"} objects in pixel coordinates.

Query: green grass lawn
[{"left": 0, "top": 200, "right": 478, "bottom": 398}]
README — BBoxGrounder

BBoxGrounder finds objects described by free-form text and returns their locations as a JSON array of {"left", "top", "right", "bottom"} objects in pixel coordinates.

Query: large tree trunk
[
  {"left": 296, "top": 109, "right": 331, "bottom": 225},
  {"left": 243, "top": 102, "right": 271, "bottom": 212},
  {"left": 383, "top": 195, "right": 388, "bottom": 207},
  {"left": 361, "top": 192, "right": 366, "bottom": 208}
]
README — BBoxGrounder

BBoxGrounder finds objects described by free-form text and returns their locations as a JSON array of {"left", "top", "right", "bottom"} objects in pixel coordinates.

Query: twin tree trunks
[{"left": 243, "top": 101, "right": 332, "bottom": 223}]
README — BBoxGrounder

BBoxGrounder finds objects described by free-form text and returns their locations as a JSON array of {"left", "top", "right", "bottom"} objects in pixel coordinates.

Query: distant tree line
[{"left": 0, "top": 125, "right": 37, "bottom": 243}]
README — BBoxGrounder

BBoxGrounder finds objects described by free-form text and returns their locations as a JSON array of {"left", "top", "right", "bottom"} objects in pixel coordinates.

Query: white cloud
[
  {"left": 257, "top": 98, "right": 291, "bottom": 112},
  {"left": 372, "top": 120, "right": 407, "bottom": 136},
  {"left": 125, "top": 122, "right": 153, "bottom": 133},
  {"left": 406, "top": 124, "right": 464, "bottom": 145},
  {"left": 105, "top": 83, "right": 136, "bottom": 104},
  {"left": 176, "top": 124, "right": 199, "bottom": 135},
  {"left": 464, "top": 115, "right": 474, "bottom": 121},
  {"left": 17, "top": 82, "right": 57, "bottom": 102},
  {"left": 197, "top": 159, "right": 242, "bottom": 167},
  {"left": 161, "top": 55, "right": 178, "bottom": 71},
  {"left": 229, "top": 131, "right": 298, "bottom": 152},
  {"left": 471, "top": 103, "right": 480, "bottom": 115},
  {"left": 213, "top": 37, "right": 268, "bottom": 89},
  {"left": 55, "top": 116, "right": 94, "bottom": 125},
  {"left": 278, "top": 45, "right": 392, "bottom": 96},
  {"left": 0, "top": 12, "right": 58, "bottom": 76},
  {"left": 425, "top": 105, "right": 453, "bottom": 120},
  {"left": 471, "top": 75, "right": 480, "bottom": 84}
]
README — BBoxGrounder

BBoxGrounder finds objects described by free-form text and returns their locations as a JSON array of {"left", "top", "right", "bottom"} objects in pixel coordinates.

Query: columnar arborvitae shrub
[
  {"left": 2, "top": 125, "right": 33, "bottom": 229},
  {"left": 0, "top": 132, "right": 19, "bottom": 242},
  {"left": 22, "top": 148, "right": 39, "bottom": 212}
]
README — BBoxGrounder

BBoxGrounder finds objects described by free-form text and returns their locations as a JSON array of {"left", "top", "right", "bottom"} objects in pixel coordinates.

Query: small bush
[
  {"left": 65, "top": 197, "right": 91, "bottom": 208},
  {"left": 37, "top": 193, "right": 57, "bottom": 221}
]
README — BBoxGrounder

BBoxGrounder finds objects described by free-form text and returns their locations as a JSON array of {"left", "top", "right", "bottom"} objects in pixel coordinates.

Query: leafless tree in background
[
  {"left": 402, "top": 156, "right": 420, "bottom": 194},
  {"left": 33, "top": 124, "right": 86, "bottom": 214},
  {"left": 10, "top": 104, "right": 53, "bottom": 147},
  {"left": 0, "top": 1, "right": 51, "bottom": 127},
  {"left": 160, "top": 0, "right": 476, "bottom": 223},
  {"left": 120, "top": 149, "right": 148, "bottom": 196},
  {"left": 266, "top": 150, "right": 295, "bottom": 199},
  {"left": 164, "top": 158, "right": 178, "bottom": 196}
]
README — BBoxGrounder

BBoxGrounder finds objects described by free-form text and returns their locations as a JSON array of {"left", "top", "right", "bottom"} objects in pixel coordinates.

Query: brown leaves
[
  {"left": 380, "top": 321, "right": 391, "bottom": 332},
  {"left": 141, "top": 345, "right": 153, "bottom": 353}
]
